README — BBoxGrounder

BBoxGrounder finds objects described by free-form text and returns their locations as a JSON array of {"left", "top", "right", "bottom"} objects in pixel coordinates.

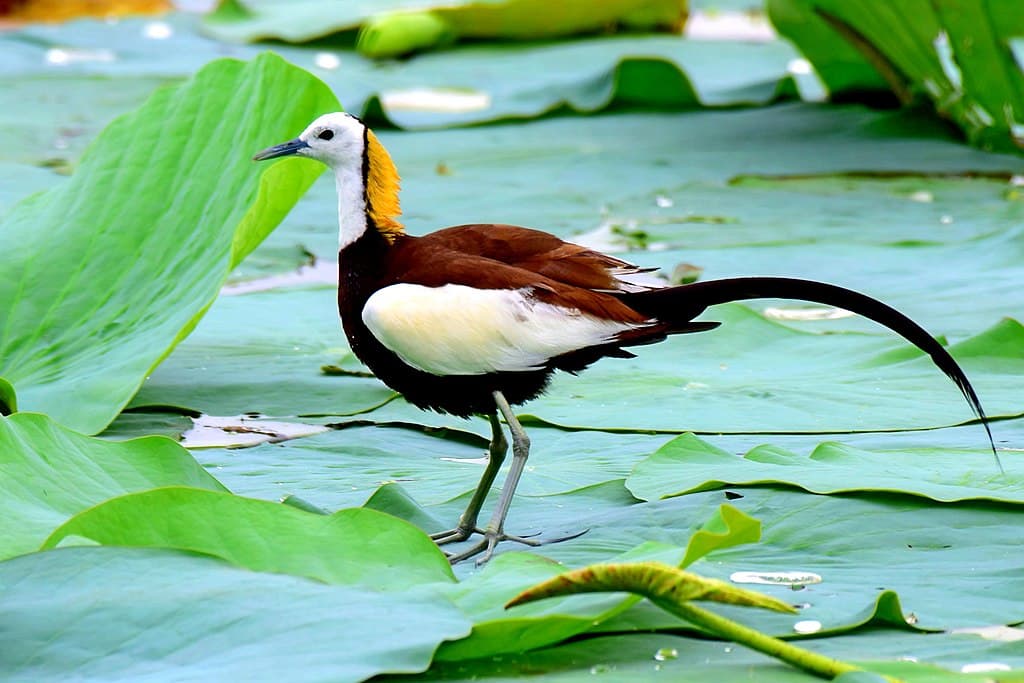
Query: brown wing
[
  {"left": 385, "top": 235, "right": 651, "bottom": 325},
  {"left": 415, "top": 224, "right": 658, "bottom": 292}
]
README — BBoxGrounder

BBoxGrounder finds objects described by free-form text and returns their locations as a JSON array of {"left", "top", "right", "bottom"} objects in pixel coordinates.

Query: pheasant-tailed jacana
[{"left": 255, "top": 112, "right": 998, "bottom": 564}]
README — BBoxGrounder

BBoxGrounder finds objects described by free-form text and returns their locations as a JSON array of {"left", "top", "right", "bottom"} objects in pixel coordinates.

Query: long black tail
[{"left": 627, "top": 276, "right": 1000, "bottom": 469}]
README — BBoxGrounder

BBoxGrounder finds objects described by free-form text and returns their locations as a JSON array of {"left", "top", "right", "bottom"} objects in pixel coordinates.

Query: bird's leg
[
  {"left": 446, "top": 391, "right": 546, "bottom": 565},
  {"left": 431, "top": 412, "right": 507, "bottom": 545}
]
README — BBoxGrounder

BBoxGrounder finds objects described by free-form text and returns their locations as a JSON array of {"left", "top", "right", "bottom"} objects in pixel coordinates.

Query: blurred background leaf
[{"left": 769, "top": 0, "right": 1024, "bottom": 153}]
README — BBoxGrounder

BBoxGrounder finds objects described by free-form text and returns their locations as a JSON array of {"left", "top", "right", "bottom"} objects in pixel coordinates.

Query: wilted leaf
[{"left": 507, "top": 561, "right": 797, "bottom": 614}]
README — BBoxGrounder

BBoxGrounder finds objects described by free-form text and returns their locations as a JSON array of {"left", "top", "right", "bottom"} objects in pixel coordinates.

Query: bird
[{"left": 254, "top": 112, "right": 999, "bottom": 564}]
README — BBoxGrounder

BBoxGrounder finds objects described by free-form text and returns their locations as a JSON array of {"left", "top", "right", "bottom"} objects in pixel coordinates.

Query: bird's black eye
[{"left": 317, "top": 129, "right": 335, "bottom": 141}]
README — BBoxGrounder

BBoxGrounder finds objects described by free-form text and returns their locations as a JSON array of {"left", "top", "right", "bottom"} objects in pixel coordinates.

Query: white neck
[{"left": 334, "top": 163, "right": 368, "bottom": 251}]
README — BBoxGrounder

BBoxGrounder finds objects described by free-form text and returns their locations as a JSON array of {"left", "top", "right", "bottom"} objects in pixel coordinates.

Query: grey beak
[{"left": 252, "top": 137, "right": 309, "bottom": 161}]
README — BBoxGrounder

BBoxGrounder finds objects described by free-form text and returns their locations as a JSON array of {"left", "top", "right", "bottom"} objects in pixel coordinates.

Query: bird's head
[
  {"left": 253, "top": 111, "right": 366, "bottom": 169},
  {"left": 255, "top": 111, "right": 404, "bottom": 241}
]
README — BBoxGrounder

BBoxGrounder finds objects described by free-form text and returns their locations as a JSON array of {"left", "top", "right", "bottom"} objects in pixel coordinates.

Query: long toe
[
  {"left": 445, "top": 535, "right": 499, "bottom": 566},
  {"left": 431, "top": 526, "right": 480, "bottom": 546}
]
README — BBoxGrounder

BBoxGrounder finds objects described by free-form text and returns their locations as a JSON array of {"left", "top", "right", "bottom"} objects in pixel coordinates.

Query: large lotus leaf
[
  {"left": 382, "top": 631, "right": 1024, "bottom": 681},
  {"left": 43, "top": 487, "right": 454, "bottom": 588},
  {"left": 356, "top": 37, "right": 802, "bottom": 129},
  {"left": 202, "top": 0, "right": 684, "bottom": 48},
  {"left": 0, "top": 412, "right": 224, "bottom": 561},
  {"left": 357, "top": 478, "right": 1024, "bottom": 648},
  {"left": 523, "top": 307, "right": 1023, "bottom": 433},
  {"left": 630, "top": 227, "right": 1024, "bottom": 339},
  {"left": 767, "top": 0, "right": 1024, "bottom": 153},
  {"left": 0, "top": 54, "right": 339, "bottom": 434},
  {"left": 627, "top": 432, "right": 1020, "bottom": 503},
  {"left": 2, "top": 15, "right": 258, "bottom": 80},
  {"left": 0, "top": 546, "right": 470, "bottom": 682},
  {"left": 0, "top": 76, "right": 171, "bottom": 166},
  {"left": 575, "top": 489, "right": 1024, "bottom": 636},
  {"left": 190, "top": 417, "right": 1024, "bottom": 534},
  {"left": 1, "top": 15, "right": 804, "bottom": 135},
  {"left": 598, "top": 174, "right": 1024, "bottom": 251},
  {"left": 431, "top": 505, "right": 760, "bottom": 662},
  {"left": 189, "top": 422, "right": 668, "bottom": 512}
]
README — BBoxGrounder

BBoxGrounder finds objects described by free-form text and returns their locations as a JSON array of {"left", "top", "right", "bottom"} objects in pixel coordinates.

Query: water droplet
[
  {"left": 794, "top": 602, "right": 812, "bottom": 610},
  {"left": 653, "top": 648, "right": 678, "bottom": 662},
  {"left": 940, "top": 214, "right": 954, "bottom": 224},
  {"left": 787, "top": 58, "right": 812, "bottom": 75},
  {"left": 655, "top": 195, "right": 674, "bottom": 208},
  {"left": 723, "top": 646, "right": 733, "bottom": 653},
  {"left": 793, "top": 620, "right": 822, "bottom": 634},
  {"left": 961, "top": 663, "right": 1011, "bottom": 673},
  {"left": 45, "top": 47, "right": 116, "bottom": 66},
  {"left": 908, "top": 190, "right": 934, "bottom": 203},
  {"left": 730, "top": 571, "right": 823, "bottom": 587},
  {"left": 142, "top": 21, "right": 173, "bottom": 40},
  {"left": 1011, "top": 175, "right": 1024, "bottom": 187},
  {"left": 589, "top": 664, "right": 613, "bottom": 674},
  {"left": 314, "top": 52, "right": 341, "bottom": 70},
  {"left": 898, "top": 656, "right": 918, "bottom": 662},
  {"left": 904, "top": 612, "right": 918, "bottom": 625}
]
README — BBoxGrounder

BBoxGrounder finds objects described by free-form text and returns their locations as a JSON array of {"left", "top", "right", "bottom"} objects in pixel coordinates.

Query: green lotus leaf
[
  {"left": 43, "top": 486, "right": 454, "bottom": 589},
  {"left": 0, "top": 53, "right": 339, "bottom": 434},
  {"left": 0, "top": 412, "right": 224, "bottom": 561},
  {"left": 0, "top": 546, "right": 470, "bottom": 681}
]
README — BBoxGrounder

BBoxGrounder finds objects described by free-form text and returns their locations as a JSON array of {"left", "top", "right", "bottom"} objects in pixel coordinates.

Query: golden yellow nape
[{"left": 365, "top": 130, "right": 404, "bottom": 241}]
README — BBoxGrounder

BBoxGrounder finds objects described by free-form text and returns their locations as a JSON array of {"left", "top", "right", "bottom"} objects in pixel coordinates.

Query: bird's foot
[{"left": 445, "top": 528, "right": 588, "bottom": 566}]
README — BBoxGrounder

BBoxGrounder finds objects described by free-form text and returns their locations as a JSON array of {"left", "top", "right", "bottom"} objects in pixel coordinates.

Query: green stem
[{"left": 660, "top": 600, "right": 863, "bottom": 681}]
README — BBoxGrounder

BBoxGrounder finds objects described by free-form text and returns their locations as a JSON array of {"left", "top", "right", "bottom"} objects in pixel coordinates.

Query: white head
[{"left": 253, "top": 112, "right": 366, "bottom": 170}]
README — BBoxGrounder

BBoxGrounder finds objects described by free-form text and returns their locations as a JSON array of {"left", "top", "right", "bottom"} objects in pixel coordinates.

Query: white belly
[{"left": 361, "top": 283, "right": 647, "bottom": 375}]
